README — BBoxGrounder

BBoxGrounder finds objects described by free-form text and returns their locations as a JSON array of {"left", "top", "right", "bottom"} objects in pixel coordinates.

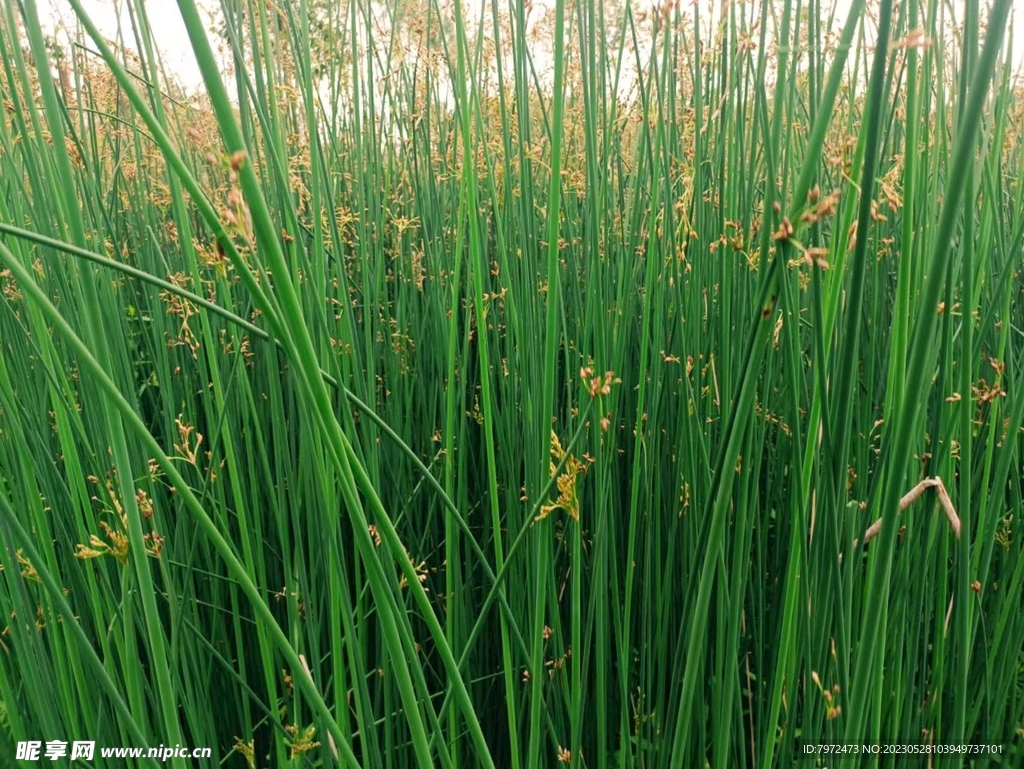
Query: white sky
[
  {"left": 42, "top": 0, "right": 208, "bottom": 89},
  {"left": 39, "top": 0, "right": 1024, "bottom": 96}
]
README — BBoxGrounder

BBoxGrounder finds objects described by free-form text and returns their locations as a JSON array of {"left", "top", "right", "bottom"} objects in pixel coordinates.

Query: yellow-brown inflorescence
[
  {"left": 283, "top": 723, "right": 321, "bottom": 760},
  {"left": 74, "top": 517, "right": 164, "bottom": 565},
  {"left": 811, "top": 670, "right": 842, "bottom": 720},
  {"left": 535, "top": 429, "right": 586, "bottom": 524},
  {"left": 75, "top": 476, "right": 164, "bottom": 564}
]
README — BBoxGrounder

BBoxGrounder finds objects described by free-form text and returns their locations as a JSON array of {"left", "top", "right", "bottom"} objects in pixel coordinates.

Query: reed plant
[{"left": 1, "top": 0, "right": 1023, "bottom": 766}]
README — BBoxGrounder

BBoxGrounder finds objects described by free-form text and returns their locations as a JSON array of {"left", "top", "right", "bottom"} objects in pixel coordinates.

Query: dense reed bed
[{"left": 1, "top": 0, "right": 1023, "bottom": 765}]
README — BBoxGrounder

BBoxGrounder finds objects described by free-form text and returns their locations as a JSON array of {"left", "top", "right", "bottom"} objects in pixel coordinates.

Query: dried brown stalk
[{"left": 857, "top": 476, "right": 961, "bottom": 547}]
